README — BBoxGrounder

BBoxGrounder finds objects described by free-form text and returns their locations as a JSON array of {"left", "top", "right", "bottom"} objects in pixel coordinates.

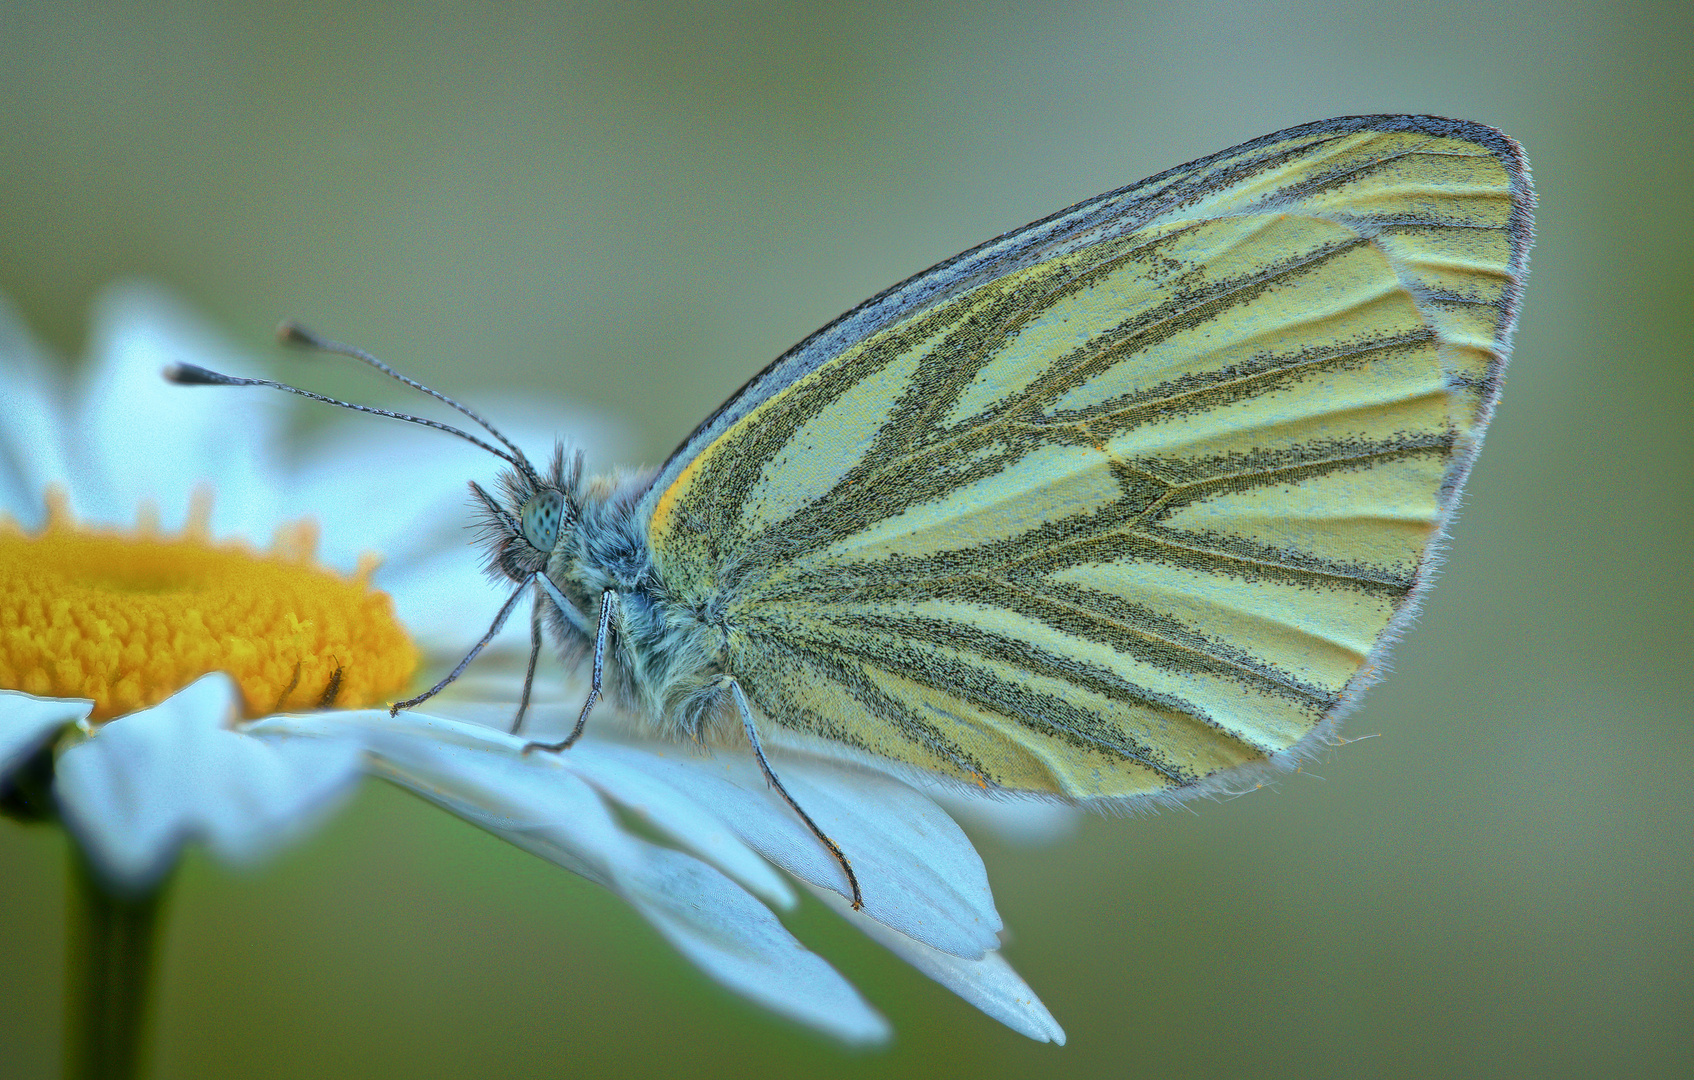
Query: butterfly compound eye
[{"left": 519, "top": 489, "right": 565, "bottom": 553}]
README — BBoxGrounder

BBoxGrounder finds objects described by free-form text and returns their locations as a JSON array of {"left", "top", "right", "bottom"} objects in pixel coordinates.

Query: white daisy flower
[
  {"left": 0, "top": 285, "right": 426, "bottom": 890},
  {"left": 0, "top": 285, "right": 1065, "bottom": 1047}
]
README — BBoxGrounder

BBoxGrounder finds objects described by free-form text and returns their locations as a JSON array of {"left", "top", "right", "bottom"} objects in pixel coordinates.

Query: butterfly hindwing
[{"left": 645, "top": 115, "right": 1532, "bottom": 803}]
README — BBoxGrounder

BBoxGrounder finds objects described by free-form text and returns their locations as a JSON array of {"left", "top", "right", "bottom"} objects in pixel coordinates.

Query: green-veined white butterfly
[{"left": 173, "top": 114, "right": 1533, "bottom": 910}]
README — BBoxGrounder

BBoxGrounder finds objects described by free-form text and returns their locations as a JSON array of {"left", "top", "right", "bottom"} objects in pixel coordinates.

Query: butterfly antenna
[
  {"left": 164, "top": 363, "right": 530, "bottom": 472},
  {"left": 277, "top": 320, "right": 539, "bottom": 483}
]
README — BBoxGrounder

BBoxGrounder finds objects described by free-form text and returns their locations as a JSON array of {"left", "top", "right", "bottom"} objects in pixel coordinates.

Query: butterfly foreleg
[
  {"left": 390, "top": 575, "right": 531, "bottom": 715},
  {"left": 722, "top": 675, "right": 863, "bottom": 911}
]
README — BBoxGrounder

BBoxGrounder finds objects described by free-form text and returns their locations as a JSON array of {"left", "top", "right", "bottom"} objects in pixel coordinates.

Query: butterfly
[{"left": 173, "top": 114, "right": 1534, "bottom": 910}]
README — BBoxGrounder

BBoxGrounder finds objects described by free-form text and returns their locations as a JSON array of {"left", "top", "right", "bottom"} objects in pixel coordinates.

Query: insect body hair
[
  {"left": 566, "top": 466, "right": 735, "bottom": 741},
  {"left": 480, "top": 454, "right": 733, "bottom": 743}
]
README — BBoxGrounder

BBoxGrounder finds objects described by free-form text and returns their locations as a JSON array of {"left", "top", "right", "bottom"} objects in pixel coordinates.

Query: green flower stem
[{"left": 64, "top": 855, "right": 171, "bottom": 1080}]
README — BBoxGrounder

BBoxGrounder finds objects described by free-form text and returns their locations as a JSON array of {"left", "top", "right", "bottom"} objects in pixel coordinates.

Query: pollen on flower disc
[{"left": 0, "top": 490, "right": 419, "bottom": 721}]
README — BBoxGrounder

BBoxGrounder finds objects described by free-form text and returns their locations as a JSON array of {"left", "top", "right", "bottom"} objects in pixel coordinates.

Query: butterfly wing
[{"left": 643, "top": 115, "right": 1533, "bottom": 803}]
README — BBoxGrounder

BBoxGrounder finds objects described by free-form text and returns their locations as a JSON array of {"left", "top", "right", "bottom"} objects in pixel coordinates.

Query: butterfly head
[{"left": 476, "top": 443, "right": 584, "bottom": 583}]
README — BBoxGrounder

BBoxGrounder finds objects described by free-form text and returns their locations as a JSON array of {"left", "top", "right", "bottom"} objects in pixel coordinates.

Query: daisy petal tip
[
  {"left": 812, "top": 885, "right": 1064, "bottom": 1043},
  {"left": 608, "top": 846, "right": 891, "bottom": 1045}
]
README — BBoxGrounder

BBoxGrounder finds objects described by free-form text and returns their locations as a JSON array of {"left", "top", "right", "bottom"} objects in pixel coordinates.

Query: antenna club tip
[
  {"left": 276, "top": 319, "right": 325, "bottom": 349},
  {"left": 164, "top": 363, "right": 219, "bottom": 385}
]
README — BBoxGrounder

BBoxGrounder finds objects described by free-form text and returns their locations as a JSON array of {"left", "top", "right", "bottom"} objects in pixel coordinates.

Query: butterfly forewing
[{"left": 647, "top": 116, "right": 1531, "bottom": 802}]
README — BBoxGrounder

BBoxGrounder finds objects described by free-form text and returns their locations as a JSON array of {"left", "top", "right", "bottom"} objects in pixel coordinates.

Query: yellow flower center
[{"left": 0, "top": 488, "right": 418, "bottom": 721}]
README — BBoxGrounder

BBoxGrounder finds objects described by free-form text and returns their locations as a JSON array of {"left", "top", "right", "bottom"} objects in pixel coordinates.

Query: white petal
[
  {"left": 54, "top": 673, "right": 365, "bottom": 891},
  {"left": 249, "top": 709, "right": 888, "bottom": 1043},
  {"left": 617, "top": 744, "right": 1005, "bottom": 959},
  {"left": 813, "top": 887, "right": 1067, "bottom": 1044},
  {"left": 252, "top": 709, "right": 793, "bottom": 905},
  {"left": 72, "top": 283, "right": 287, "bottom": 537},
  {"left": 264, "top": 709, "right": 641, "bottom": 882},
  {"left": 0, "top": 692, "right": 91, "bottom": 778},
  {"left": 624, "top": 848, "right": 890, "bottom": 1044},
  {"left": 377, "top": 551, "right": 521, "bottom": 654},
  {"left": 558, "top": 741, "right": 797, "bottom": 908},
  {"left": 0, "top": 298, "right": 76, "bottom": 524},
  {"left": 508, "top": 814, "right": 889, "bottom": 1044}
]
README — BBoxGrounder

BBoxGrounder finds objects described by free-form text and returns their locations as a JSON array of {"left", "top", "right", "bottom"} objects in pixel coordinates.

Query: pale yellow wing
[{"left": 645, "top": 116, "right": 1533, "bottom": 803}]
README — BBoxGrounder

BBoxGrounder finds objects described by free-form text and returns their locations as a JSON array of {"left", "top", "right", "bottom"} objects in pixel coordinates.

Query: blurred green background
[{"left": 3, "top": 1, "right": 1690, "bottom": 1077}]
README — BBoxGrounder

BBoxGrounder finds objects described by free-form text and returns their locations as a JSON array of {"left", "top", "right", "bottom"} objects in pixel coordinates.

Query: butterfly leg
[
  {"left": 390, "top": 576, "right": 531, "bottom": 714},
  {"left": 524, "top": 589, "right": 615, "bottom": 754},
  {"left": 509, "top": 590, "right": 546, "bottom": 734},
  {"left": 723, "top": 676, "right": 863, "bottom": 911}
]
